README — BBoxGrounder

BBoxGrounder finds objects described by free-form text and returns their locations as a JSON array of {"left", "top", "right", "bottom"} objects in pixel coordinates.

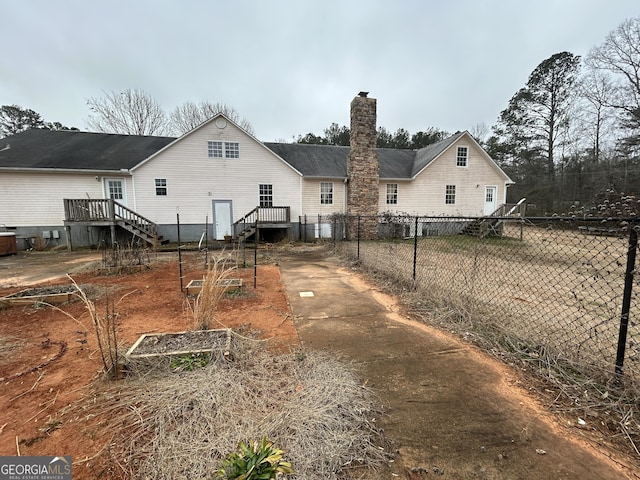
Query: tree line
[
  {"left": 296, "top": 123, "right": 451, "bottom": 149},
  {"left": 0, "top": 91, "right": 253, "bottom": 139}
]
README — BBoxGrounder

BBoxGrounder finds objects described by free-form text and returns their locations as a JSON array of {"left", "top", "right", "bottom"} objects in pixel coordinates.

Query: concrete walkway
[{"left": 277, "top": 247, "right": 633, "bottom": 480}]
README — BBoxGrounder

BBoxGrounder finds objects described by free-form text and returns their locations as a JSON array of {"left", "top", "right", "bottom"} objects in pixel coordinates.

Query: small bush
[{"left": 217, "top": 437, "right": 294, "bottom": 480}]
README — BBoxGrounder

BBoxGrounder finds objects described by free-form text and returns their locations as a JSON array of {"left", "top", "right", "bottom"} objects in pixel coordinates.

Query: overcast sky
[{"left": 2, "top": 1, "right": 638, "bottom": 141}]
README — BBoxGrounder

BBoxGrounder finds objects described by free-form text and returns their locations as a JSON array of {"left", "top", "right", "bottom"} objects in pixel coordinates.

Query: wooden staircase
[
  {"left": 64, "top": 198, "right": 166, "bottom": 248},
  {"left": 232, "top": 206, "right": 291, "bottom": 243},
  {"left": 462, "top": 198, "right": 526, "bottom": 238}
]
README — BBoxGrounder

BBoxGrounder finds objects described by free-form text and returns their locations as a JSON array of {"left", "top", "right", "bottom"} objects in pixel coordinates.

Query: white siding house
[
  {"left": 0, "top": 97, "right": 513, "bottom": 248},
  {"left": 380, "top": 133, "right": 509, "bottom": 217},
  {"left": 130, "top": 117, "right": 302, "bottom": 240}
]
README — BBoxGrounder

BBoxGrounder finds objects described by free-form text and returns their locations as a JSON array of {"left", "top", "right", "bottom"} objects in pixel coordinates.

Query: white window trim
[
  {"left": 208, "top": 141, "right": 239, "bottom": 158},
  {"left": 207, "top": 141, "right": 223, "bottom": 158},
  {"left": 104, "top": 177, "right": 127, "bottom": 205},
  {"left": 456, "top": 146, "right": 468, "bottom": 167},
  {"left": 320, "top": 182, "right": 334, "bottom": 205},
  {"left": 224, "top": 141, "right": 240, "bottom": 158},
  {"left": 259, "top": 184, "right": 273, "bottom": 207},
  {"left": 386, "top": 183, "right": 398, "bottom": 205},
  {"left": 445, "top": 184, "right": 456, "bottom": 205},
  {"left": 155, "top": 178, "right": 167, "bottom": 196}
]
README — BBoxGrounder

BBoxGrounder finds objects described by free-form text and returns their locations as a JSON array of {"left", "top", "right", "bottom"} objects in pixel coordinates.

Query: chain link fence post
[
  {"left": 615, "top": 226, "right": 638, "bottom": 377},
  {"left": 413, "top": 215, "right": 418, "bottom": 287}
]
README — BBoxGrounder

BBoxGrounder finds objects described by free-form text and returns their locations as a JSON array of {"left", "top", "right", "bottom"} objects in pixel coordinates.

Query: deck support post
[{"left": 64, "top": 226, "right": 72, "bottom": 251}]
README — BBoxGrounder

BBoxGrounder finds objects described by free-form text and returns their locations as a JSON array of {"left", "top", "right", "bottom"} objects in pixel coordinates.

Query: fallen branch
[{"left": 0, "top": 341, "right": 67, "bottom": 383}]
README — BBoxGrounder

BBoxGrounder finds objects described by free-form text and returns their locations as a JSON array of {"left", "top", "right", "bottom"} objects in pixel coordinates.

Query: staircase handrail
[
  {"left": 112, "top": 200, "right": 158, "bottom": 237},
  {"left": 487, "top": 198, "right": 526, "bottom": 218},
  {"left": 233, "top": 207, "right": 259, "bottom": 229},
  {"left": 233, "top": 206, "right": 291, "bottom": 229}
]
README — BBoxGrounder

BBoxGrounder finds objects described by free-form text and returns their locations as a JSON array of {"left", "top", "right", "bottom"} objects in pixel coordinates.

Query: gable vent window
[
  {"left": 320, "top": 182, "right": 333, "bottom": 205},
  {"left": 386, "top": 183, "right": 398, "bottom": 205},
  {"left": 259, "top": 184, "right": 273, "bottom": 207},
  {"left": 155, "top": 178, "right": 167, "bottom": 196},
  {"left": 445, "top": 184, "right": 456, "bottom": 204},
  {"left": 456, "top": 146, "right": 468, "bottom": 167}
]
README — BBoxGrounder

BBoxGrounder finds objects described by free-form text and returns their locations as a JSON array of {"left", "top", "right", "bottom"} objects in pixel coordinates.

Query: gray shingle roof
[
  {"left": 265, "top": 143, "right": 348, "bottom": 177},
  {"left": 0, "top": 129, "right": 175, "bottom": 170},
  {"left": 0, "top": 128, "right": 469, "bottom": 180},
  {"left": 266, "top": 137, "right": 456, "bottom": 179}
]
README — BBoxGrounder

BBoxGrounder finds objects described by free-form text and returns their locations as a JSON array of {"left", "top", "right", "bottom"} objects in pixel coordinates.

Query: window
[
  {"left": 155, "top": 178, "right": 167, "bottom": 196},
  {"left": 207, "top": 141, "right": 223, "bottom": 158},
  {"left": 207, "top": 141, "right": 239, "bottom": 158},
  {"left": 445, "top": 185, "right": 456, "bottom": 204},
  {"left": 456, "top": 146, "right": 468, "bottom": 167},
  {"left": 320, "top": 182, "right": 333, "bottom": 205},
  {"left": 485, "top": 187, "right": 494, "bottom": 203},
  {"left": 107, "top": 180, "right": 123, "bottom": 200},
  {"left": 259, "top": 184, "right": 273, "bottom": 207},
  {"left": 225, "top": 142, "right": 240, "bottom": 158},
  {"left": 386, "top": 183, "right": 398, "bottom": 205}
]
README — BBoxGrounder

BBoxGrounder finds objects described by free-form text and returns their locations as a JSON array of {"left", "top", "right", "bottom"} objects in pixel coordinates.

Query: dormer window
[{"left": 456, "top": 146, "right": 468, "bottom": 167}]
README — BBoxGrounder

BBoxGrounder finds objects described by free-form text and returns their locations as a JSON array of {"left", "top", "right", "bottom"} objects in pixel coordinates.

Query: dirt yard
[
  {"left": 0, "top": 248, "right": 638, "bottom": 479},
  {"left": 0, "top": 252, "right": 297, "bottom": 479}
]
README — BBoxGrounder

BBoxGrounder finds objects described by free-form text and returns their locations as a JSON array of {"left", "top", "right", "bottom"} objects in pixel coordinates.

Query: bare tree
[
  {"left": 586, "top": 17, "right": 640, "bottom": 146},
  {"left": 577, "top": 70, "right": 617, "bottom": 162},
  {"left": 469, "top": 122, "right": 489, "bottom": 146},
  {"left": 169, "top": 101, "right": 254, "bottom": 135},
  {"left": 86, "top": 89, "right": 169, "bottom": 136}
]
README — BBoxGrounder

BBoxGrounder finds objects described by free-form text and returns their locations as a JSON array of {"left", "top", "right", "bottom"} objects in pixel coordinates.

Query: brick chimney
[{"left": 347, "top": 92, "right": 379, "bottom": 239}]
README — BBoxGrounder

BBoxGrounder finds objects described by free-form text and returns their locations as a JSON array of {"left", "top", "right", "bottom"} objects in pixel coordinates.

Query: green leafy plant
[
  {"left": 217, "top": 437, "right": 294, "bottom": 480},
  {"left": 170, "top": 352, "right": 211, "bottom": 372}
]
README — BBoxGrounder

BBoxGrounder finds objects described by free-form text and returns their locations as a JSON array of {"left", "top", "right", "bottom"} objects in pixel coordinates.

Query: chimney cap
[{"left": 358, "top": 91, "right": 369, "bottom": 98}]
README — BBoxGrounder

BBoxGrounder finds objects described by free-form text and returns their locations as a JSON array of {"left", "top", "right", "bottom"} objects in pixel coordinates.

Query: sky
[{"left": 1, "top": 0, "right": 638, "bottom": 142}]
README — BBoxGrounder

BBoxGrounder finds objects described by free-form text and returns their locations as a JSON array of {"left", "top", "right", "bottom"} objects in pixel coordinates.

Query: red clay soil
[{"left": 0, "top": 260, "right": 297, "bottom": 479}]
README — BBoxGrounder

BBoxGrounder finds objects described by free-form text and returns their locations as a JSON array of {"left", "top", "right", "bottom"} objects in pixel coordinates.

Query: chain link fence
[{"left": 303, "top": 213, "right": 640, "bottom": 452}]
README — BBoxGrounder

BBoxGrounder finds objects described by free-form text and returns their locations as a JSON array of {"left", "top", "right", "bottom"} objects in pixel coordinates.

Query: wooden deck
[
  {"left": 63, "top": 198, "right": 161, "bottom": 249},
  {"left": 233, "top": 206, "right": 291, "bottom": 240}
]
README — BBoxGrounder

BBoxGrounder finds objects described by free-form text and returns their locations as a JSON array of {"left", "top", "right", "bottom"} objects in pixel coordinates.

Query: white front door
[
  {"left": 213, "top": 200, "right": 232, "bottom": 240},
  {"left": 104, "top": 178, "right": 126, "bottom": 206},
  {"left": 484, "top": 186, "right": 497, "bottom": 215}
]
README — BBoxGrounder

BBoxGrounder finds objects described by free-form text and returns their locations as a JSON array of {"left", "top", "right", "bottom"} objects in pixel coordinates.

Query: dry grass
[
  {"left": 67, "top": 335, "right": 390, "bottom": 479},
  {"left": 192, "top": 256, "right": 237, "bottom": 330}
]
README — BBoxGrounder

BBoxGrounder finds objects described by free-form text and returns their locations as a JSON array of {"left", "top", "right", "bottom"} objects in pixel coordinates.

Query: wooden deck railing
[
  {"left": 64, "top": 199, "right": 158, "bottom": 238},
  {"left": 233, "top": 206, "right": 291, "bottom": 228},
  {"left": 64, "top": 198, "right": 111, "bottom": 221}
]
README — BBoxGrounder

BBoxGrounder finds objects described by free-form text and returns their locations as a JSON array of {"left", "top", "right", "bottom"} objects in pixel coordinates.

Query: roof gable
[
  {"left": 132, "top": 113, "right": 302, "bottom": 176},
  {"left": 411, "top": 131, "right": 465, "bottom": 177},
  {"left": 411, "top": 131, "right": 513, "bottom": 183}
]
